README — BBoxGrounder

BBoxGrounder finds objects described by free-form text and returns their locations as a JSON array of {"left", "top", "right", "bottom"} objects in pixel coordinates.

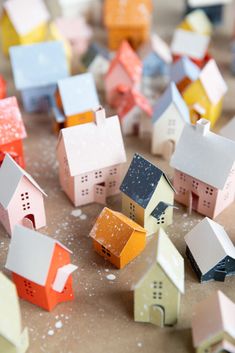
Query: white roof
[
  {"left": 220, "top": 117, "right": 235, "bottom": 141},
  {"left": 171, "top": 29, "right": 210, "bottom": 60},
  {"left": 151, "top": 34, "right": 172, "bottom": 64},
  {"left": 185, "top": 218, "right": 235, "bottom": 275},
  {"left": 4, "top": 0, "right": 50, "bottom": 36},
  {"left": 5, "top": 225, "right": 72, "bottom": 286},
  {"left": 188, "top": 0, "right": 231, "bottom": 6},
  {"left": 185, "top": 10, "right": 212, "bottom": 35},
  {"left": 170, "top": 119, "right": 235, "bottom": 189},
  {"left": 0, "top": 154, "right": 47, "bottom": 209}
]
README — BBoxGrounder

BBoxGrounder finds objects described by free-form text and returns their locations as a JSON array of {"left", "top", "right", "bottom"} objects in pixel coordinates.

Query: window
[
  {"left": 130, "top": 203, "right": 136, "bottom": 221},
  {"left": 179, "top": 173, "right": 186, "bottom": 182},
  {"left": 152, "top": 281, "right": 163, "bottom": 300},
  {"left": 101, "top": 245, "right": 111, "bottom": 257},
  {"left": 205, "top": 186, "right": 214, "bottom": 196},
  {"left": 203, "top": 200, "right": 210, "bottom": 208},
  {"left": 21, "top": 192, "right": 30, "bottom": 211},
  {"left": 81, "top": 175, "right": 88, "bottom": 183},
  {"left": 157, "top": 211, "right": 165, "bottom": 225},
  {"left": 179, "top": 187, "right": 186, "bottom": 195},
  {"left": 192, "top": 180, "right": 199, "bottom": 189},
  {"left": 21, "top": 192, "right": 29, "bottom": 201},
  {"left": 168, "top": 119, "right": 176, "bottom": 126},
  {"left": 81, "top": 189, "right": 89, "bottom": 196},
  {"left": 109, "top": 167, "right": 118, "bottom": 176},
  {"left": 24, "top": 280, "right": 34, "bottom": 297},
  {"left": 95, "top": 170, "right": 103, "bottom": 179},
  {"left": 96, "top": 187, "right": 103, "bottom": 195},
  {"left": 109, "top": 181, "right": 116, "bottom": 188}
]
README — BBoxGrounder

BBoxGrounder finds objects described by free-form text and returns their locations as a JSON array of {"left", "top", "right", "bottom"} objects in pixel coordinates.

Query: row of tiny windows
[
  {"left": 180, "top": 175, "right": 214, "bottom": 195},
  {"left": 81, "top": 168, "right": 118, "bottom": 183},
  {"left": 81, "top": 182, "right": 117, "bottom": 196}
]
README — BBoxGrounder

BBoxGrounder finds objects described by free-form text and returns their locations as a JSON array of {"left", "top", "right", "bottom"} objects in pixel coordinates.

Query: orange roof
[
  {"left": 90, "top": 207, "right": 146, "bottom": 257},
  {"left": 118, "top": 88, "right": 153, "bottom": 118},
  {"left": 104, "top": 0, "right": 152, "bottom": 28}
]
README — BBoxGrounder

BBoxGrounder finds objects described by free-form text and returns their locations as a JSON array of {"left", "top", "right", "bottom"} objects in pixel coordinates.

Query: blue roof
[
  {"left": 170, "top": 56, "right": 200, "bottom": 84},
  {"left": 120, "top": 153, "right": 174, "bottom": 209},
  {"left": 143, "top": 52, "right": 169, "bottom": 77},
  {"left": 152, "top": 82, "right": 190, "bottom": 124},
  {"left": 10, "top": 41, "right": 69, "bottom": 90},
  {"left": 151, "top": 202, "right": 174, "bottom": 220}
]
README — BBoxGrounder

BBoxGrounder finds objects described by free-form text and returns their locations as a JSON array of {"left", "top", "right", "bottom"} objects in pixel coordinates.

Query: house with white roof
[{"left": 179, "top": 9, "right": 212, "bottom": 36}]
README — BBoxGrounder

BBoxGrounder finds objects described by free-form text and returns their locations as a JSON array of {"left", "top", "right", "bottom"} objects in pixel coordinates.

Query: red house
[
  {"left": 0, "top": 97, "right": 26, "bottom": 168},
  {"left": 0, "top": 76, "right": 6, "bottom": 99}
]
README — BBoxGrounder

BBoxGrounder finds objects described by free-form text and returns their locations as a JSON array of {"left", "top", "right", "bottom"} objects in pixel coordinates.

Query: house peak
[
  {"left": 196, "top": 118, "right": 210, "bottom": 135},
  {"left": 95, "top": 106, "right": 106, "bottom": 126}
]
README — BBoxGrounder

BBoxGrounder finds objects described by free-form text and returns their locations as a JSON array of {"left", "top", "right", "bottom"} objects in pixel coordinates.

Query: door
[
  {"left": 149, "top": 305, "right": 164, "bottom": 327},
  {"left": 188, "top": 192, "right": 199, "bottom": 214},
  {"left": 94, "top": 183, "right": 106, "bottom": 205},
  {"left": 23, "top": 214, "right": 35, "bottom": 229},
  {"left": 163, "top": 140, "right": 175, "bottom": 161}
]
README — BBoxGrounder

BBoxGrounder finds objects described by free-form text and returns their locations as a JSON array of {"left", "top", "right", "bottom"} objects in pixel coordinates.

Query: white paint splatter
[
  {"left": 71, "top": 209, "right": 82, "bottom": 217},
  {"left": 137, "top": 342, "right": 143, "bottom": 348},
  {"left": 48, "top": 330, "right": 54, "bottom": 336},
  {"left": 106, "top": 274, "right": 116, "bottom": 281},
  {"left": 80, "top": 214, "right": 87, "bottom": 220},
  {"left": 55, "top": 320, "right": 63, "bottom": 329}
]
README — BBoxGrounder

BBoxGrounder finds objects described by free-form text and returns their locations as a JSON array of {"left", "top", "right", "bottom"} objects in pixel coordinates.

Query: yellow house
[
  {"left": 183, "top": 59, "right": 227, "bottom": 127},
  {"left": 0, "top": 0, "right": 50, "bottom": 55},
  {"left": 179, "top": 9, "right": 212, "bottom": 36}
]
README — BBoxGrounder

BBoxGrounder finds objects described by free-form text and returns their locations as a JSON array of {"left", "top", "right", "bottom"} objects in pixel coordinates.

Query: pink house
[
  {"left": 170, "top": 119, "right": 235, "bottom": 218},
  {"left": 0, "top": 154, "right": 46, "bottom": 236},
  {"left": 57, "top": 107, "right": 127, "bottom": 206}
]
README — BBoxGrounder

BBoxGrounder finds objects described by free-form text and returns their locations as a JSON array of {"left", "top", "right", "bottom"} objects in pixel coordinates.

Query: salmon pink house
[
  {"left": 170, "top": 119, "right": 235, "bottom": 218},
  {"left": 0, "top": 154, "right": 46, "bottom": 235}
]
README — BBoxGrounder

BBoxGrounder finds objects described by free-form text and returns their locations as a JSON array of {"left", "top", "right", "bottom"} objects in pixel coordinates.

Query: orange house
[
  {"left": 104, "top": 0, "right": 152, "bottom": 51},
  {"left": 5, "top": 225, "right": 78, "bottom": 311},
  {"left": 89, "top": 207, "right": 147, "bottom": 269}
]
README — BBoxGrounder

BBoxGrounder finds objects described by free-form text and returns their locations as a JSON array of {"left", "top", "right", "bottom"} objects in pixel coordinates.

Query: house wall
[
  {"left": 0, "top": 12, "right": 20, "bottom": 55},
  {"left": 65, "top": 110, "right": 95, "bottom": 128},
  {"left": 20, "top": 22, "right": 48, "bottom": 46},
  {"left": 21, "top": 85, "right": 57, "bottom": 113},
  {"left": 120, "top": 230, "right": 146, "bottom": 269},
  {"left": 0, "top": 139, "right": 25, "bottom": 168},
  {"left": 139, "top": 113, "right": 152, "bottom": 138},
  {"left": 107, "top": 26, "right": 149, "bottom": 51},
  {"left": 121, "top": 194, "right": 145, "bottom": 228},
  {"left": 196, "top": 332, "right": 235, "bottom": 353},
  {"left": 0, "top": 334, "right": 15, "bottom": 352},
  {"left": 93, "top": 240, "right": 120, "bottom": 268}
]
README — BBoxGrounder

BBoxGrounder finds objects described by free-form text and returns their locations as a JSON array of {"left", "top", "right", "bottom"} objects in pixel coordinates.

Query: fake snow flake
[
  {"left": 106, "top": 274, "right": 116, "bottom": 281},
  {"left": 71, "top": 209, "right": 82, "bottom": 217},
  {"left": 55, "top": 320, "right": 63, "bottom": 329},
  {"left": 48, "top": 330, "right": 54, "bottom": 336},
  {"left": 80, "top": 214, "right": 87, "bottom": 220}
]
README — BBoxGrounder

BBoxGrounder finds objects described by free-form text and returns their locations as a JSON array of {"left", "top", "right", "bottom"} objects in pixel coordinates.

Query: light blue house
[
  {"left": 10, "top": 41, "right": 69, "bottom": 113},
  {"left": 170, "top": 56, "right": 200, "bottom": 91}
]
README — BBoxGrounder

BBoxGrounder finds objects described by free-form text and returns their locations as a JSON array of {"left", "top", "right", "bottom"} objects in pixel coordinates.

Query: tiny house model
[
  {"left": 5, "top": 225, "right": 78, "bottom": 311},
  {"left": 0, "top": 0, "right": 50, "bottom": 55},
  {"left": 179, "top": 9, "right": 212, "bottom": 35},
  {"left": 185, "top": 217, "right": 235, "bottom": 282},
  {"left": 0, "top": 272, "right": 29, "bottom": 353},
  {"left": 0, "top": 75, "right": 7, "bottom": 99},
  {"left": 88, "top": 56, "right": 110, "bottom": 92},
  {"left": 89, "top": 207, "right": 146, "bottom": 269},
  {"left": 47, "top": 0, "right": 100, "bottom": 21},
  {"left": 192, "top": 291, "right": 235, "bottom": 353},
  {"left": 170, "top": 119, "right": 235, "bottom": 218},
  {"left": 151, "top": 83, "right": 190, "bottom": 160},
  {"left": 120, "top": 153, "right": 175, "bottom": 236},
  {"left": 0, "top": 97, "right": 27, "bottom": 168},
  {"left": 134, "top": 229, "right": 184, "bottom": 327},
  {"left": 57, "top": 107, "right": 126, "bottom": 207},
  {"left": 10, "top": 41, "right": 69, "bottom": 113},
  {"left": 0, "top": 154, "right": 47, "bottom": 236}
]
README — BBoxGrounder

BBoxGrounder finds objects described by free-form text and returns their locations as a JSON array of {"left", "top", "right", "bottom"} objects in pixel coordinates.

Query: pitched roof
[
  {"left": 139, "top": 34, "right": 172, "bottom": 64},
  {"left": 107, "top": 41, "right": 142, "bottom": 84},
  {"left": 3, "top": 0, "right": 50, "bottom": 36},
  {"left": 57, "top": 108, "right": 126, "bottom": 176},
  {"left": 10, "top": 41, "right": 69, "bottom": 90},
  {"left": 152, "top": 82, "right": 190, "bottom": 124},
  {"left": 118, "top": 89, "right": 153, "bottom": 119},
  {"left": 90, "top": 207, "right": 146, "bottom": 257},
  {"left": 220, "top": 117, "right": 235, "bottom": 141},
  {"left": 170, "top": 56, "right": 200, "bottom": 84},
  {"left": 170, "top": 119, "right": 235, "bottom": 189},
  {"left": 171, "top": 29, "right": 210, "bottom": 60},
  {"left": 5, "top": 225, "right": 72, "bottom": 286},
  {"left": 192, "top": 291, "right": 235, "bottom": 348},
  {"left": 120, "top": 153, "right": 175, "bottom": 209},
  {"left": 0, "top": 97, "right": 26, "bottom": 146},
  {"left": 58, "top": 73, "right": 100, "bottom": 116},
  {"left": 185, "top": 218, "right": 235, "bottom": 275},
  {"left": 0, "top": 154, "right": 46, "bottom": 209},
  {"left": 185, "top": 9, "right": 212, "bottom": 35}
]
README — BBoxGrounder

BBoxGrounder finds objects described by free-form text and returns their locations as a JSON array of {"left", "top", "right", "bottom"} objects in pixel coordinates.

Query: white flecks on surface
[
  {"left": 48, "top": 330, "right": 54, "bottom": 336},
  {"left": 80, "top": 214, "right": 87, "bottom": 220},
  {"left": 55, "top": 320, "right": 63, "bottom": 329},
  {"left": 71, "top": 209, "right": 82, "bottom": 217},
  {"left": 137, "top": 342, "right": 143, "bottom": 348},
  {"left": 106, "top": 274, "right": 116, "bottom": 281}
]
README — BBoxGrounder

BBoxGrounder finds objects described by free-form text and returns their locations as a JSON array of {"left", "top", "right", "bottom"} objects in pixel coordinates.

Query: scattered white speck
[
  {"left": 80, "top": 214, "right": 87, "bottom": 220},
  {"left": 106, "top": 274, "right": 116, "bottom": 281},
  {"left": 137, "top": 342, "right": 143, "bottom": 348},
  {"left": 55, "top": 320, "right": 63, "bottom": 329},
  {"left": 48, "top": 330, "right": 54, "bottom": 336},
  {"left": 71, "top": 209, "right": 82, "bottom": 217}
]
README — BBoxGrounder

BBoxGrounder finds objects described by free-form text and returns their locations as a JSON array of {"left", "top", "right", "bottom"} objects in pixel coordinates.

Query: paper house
[
  {"left": 0, "top": 154, "right": 46, "bottom": 236},
  {"left": 151, "top": 83, "right": 190, "bottom": 160},
  {"left": 10, "top": 41, "right": 69, "bottom": 113},
  {"left": 105, "top": 41, "right": 142, "bottom": 107},
  {"left": 5, "top": 225, "right": 78, "bottom": 311},
  {"left": 134, "top": 229, "right": 184, "bottom": 327},
  {"left": 0, "top": 75, "right": 7, "bottom": 99},
  {"left": 220, "top": 117, "right": 235, "bottom": 141},
  {"left": 81, "top": 42, "right": 110, "bottom": 70},
  {"left": 171, "top": 29, "right": 210, "bottom": 68},
  {"left": 117, "top": 88, "right": 153, "bottom": 137},
  {"left": 47, "top": 0, "right": 100, "bottom": 21},
  {"left": 0, "top": 272, "right": 29, "bottom": 353},
  {"left": 88, "top": 56, "right": 110, "bottom": 92},
  {"left": 192, "top": 291, "right": 235, "bottom": 353},
  {"left": 0, "top": 0, "right": 50, "bottom": 55},
  {"left": 53, "top": 73, "right": 100, "bottom": 131},
  {"left": 170, "top": 119, "right": 235, "bottom": 219},
  {"left": 179, "top": 9, "right": 212, "bottom": 35},
  {"left": 0, "top": 97, "right": 27, "bottom": 168},
  {"left": 57, "top": 107, "right": 126, "bottom": 207},
  {"left": 120, "top": 153, "right": 175, "bottom": 236},
  {"left": 183, "top": 59, "right": 227, "bottom": 126},
  {"left": 104, "top": 0, "right": 152, "bottom": 51},
  {"left": 170, "top": 56, "right": 200, "bottom": 94},
  {"left": 89, "top": 207, "right": 146, "bottom": 269},
  {"left": 185, "top": 217, "right": 235, "bottom": 282}
]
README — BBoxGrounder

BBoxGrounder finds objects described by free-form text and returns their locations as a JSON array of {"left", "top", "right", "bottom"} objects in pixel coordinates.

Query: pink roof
[
  {"left": 118, "top": 89, "right": 153, "bottom": 118},
  {"left": 0, "top": 97, "right": 27, "bottom": 146},
  {"left": 192, "top": 291, "right": 235, "bottom": 348},
  {"left": 54, "top": 16, "right": 92, "bottom": 42}
]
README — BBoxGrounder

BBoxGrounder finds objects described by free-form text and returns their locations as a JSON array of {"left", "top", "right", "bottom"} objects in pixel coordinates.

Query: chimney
[
  {"left": 196, "top": 118, "right": 210, "bottom": 136},
  {"left": 95, "top": 106, "right": 106, "bottom": 126}
]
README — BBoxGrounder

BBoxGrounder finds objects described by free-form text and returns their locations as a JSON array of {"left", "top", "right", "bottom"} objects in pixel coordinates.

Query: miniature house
[
  {"left": 192, "top": 291, "right": 235, "bottom": 353},
  {"left": 0, "top": 75, "right": 7, "bottom": 99},
  {"left": 185, "top": 217, "right": 235, "bottom": 282},
  {"left": 0, "top": 0, "right": 50, "bottom": 55},
  {"left": 57, "top": 107, "right": 126, "bottom": 207},
  {"left": 89, "top": 207, "right": 146, "bottom": 269},
  {"left": 0, "top": 154, "right": 47, "bottom": 236},
  {"left": 179, "top": 9, "right": 212, "bottom": 35},
  {"left": 47, "top": 0, "right": 100, "bottom": 21},
  {"left": 0, "top": 272, "right": 29, "bottom": 353},
  {"left": 88, "top": 55, "right": 110, "bottom": 92},
  {"left": 117, "top": 88, "right": 153, "bottom": 137},
  {"left": 104, "top": 0, "right": 152, "bottom": 51},
  {"left": 151, "top": 83, "right": 190, "bottom": 160},
  {"left": 81, "top": 42, "right": 110, "bottom": 70},
  {"left": 52, "top": 73, "right": 100, "bottom": 131},
  {"left": 120, "top": 153, "right": 175, "bottom": 236},
  {"left": 170, "top": 119, "right": 235, "bottom": 219},
  {"left": 169, "top": 56, "right": 200, "bottom": 94},
  {"left": 220, "top": 116, "right": 235, "bottom": 141},
  {"left": 183, "top": 59, "right": 227, "bottom": 126},
  {"left": 134, "top": 229, "right": 184, "bottom": 327},
  {"left": 5, "top": 225, "right": 78, "bottom": 311},
  {"left": 0, "top": 97, "right": 27, "bottom": 168},
  {"left": 10, "top": 41, "right": 69, "bottom": 113},
  {"left": 105, "top": 41, "right": 142, "bottom": 107},
  {"left": 171, "top": 28, "right": 210, "bottom": 68}
]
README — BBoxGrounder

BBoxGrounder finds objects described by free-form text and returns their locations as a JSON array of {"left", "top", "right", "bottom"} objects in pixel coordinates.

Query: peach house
[{"left": 170, "top": 119, "right": 235, "bottom": 218}]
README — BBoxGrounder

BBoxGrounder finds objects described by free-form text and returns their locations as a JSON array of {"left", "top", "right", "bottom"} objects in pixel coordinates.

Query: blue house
[
  {"left": 170, "top": 56, "right": 200, "bottom": 93},
  {"left": 10, "top": 41, "right": 69, "bottom": 113}
]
